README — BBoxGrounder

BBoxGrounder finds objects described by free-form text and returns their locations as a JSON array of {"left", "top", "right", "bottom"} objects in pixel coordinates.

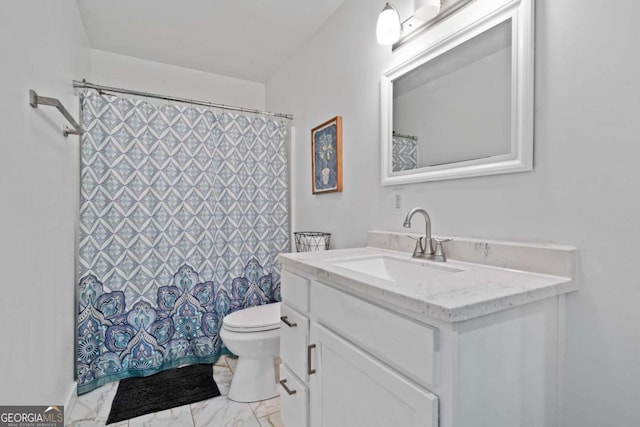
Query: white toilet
[{"left": 220, "top": 302, "right": 281, "bottom": 402}]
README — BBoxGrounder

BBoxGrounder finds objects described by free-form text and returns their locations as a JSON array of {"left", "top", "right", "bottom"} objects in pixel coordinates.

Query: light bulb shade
[
  {"left": 376, "top": 3, "right": 401, "bottom": 45},
  {"left": 413, "top": 0, "right": 440, "bottom": 22}
]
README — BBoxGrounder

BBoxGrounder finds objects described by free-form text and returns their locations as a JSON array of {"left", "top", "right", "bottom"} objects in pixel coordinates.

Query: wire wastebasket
[{"left": 294, "top": 232, "right": 331, "bottom": 252}]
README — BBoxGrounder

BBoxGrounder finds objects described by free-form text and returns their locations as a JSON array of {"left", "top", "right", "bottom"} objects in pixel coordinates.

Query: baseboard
[{"left": 64, "top": 381, "right": 77, "bottom": 413}]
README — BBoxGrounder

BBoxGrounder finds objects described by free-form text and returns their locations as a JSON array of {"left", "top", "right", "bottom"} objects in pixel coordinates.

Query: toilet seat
[{"left": 222, "top": 302, "right": 281, "bottom": 333}]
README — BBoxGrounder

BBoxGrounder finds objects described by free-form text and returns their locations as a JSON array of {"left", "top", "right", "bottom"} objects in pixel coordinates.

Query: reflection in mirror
[
  {"left": 392, "top": 19, "right": 512, "bottom": 169},
  {"left": 392, "top": 132, "right": 419, "bottom": 171}
]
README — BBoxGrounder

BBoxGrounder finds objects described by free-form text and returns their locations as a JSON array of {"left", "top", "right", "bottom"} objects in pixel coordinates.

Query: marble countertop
[{"left": 278, "top": 245, "right": 577, "bottom": 323}]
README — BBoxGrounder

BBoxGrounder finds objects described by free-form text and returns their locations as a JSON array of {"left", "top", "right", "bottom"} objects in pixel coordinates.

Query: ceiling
[{"left": 77, "top": 0, "right": 345, "bottom": 83}]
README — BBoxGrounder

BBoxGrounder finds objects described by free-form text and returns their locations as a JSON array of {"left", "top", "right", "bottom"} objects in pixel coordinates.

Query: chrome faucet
[
  {"left": 403, "top": 208, "right": 434, "bottom": 259},
  {"left": 403, "top": 207, "right": 451, "bottom": 261}
]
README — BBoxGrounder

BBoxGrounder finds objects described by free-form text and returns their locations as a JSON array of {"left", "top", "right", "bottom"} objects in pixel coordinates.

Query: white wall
[
  {"left": 0, "top": 1, "right": 90, "bottom": 405},
  {"left": 266, "top": 0, "right": 640, "bottom": 425},
  {"left": 90, "top": 50, "right": 266, "bottom": 109},
  {"left": 266, "top": 0, "right": 385, "bottom": 249}
]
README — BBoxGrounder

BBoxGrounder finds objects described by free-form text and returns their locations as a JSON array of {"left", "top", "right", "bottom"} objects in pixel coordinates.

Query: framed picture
[{"left": 311, "top": 116, "right": 343, "bottom": 194}]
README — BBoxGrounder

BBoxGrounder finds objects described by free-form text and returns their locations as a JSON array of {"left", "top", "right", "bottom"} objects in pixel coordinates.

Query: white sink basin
[{"left": 331, "top": 255, "right": 462, "bottom": 284}]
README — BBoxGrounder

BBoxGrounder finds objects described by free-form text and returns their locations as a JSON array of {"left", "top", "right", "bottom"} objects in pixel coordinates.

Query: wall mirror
[{"left": 381, "top": 0, "right": 534, "bottom": 185}]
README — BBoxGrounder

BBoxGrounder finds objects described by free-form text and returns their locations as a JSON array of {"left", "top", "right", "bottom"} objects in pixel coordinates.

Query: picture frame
[{"left": 311, "top": 116, "right": 343, "bottom": 194}]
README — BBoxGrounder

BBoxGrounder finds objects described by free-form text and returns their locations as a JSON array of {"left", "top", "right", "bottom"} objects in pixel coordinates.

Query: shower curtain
[{"left": 76, "top": 92, "right": 288, "bottom": 394}]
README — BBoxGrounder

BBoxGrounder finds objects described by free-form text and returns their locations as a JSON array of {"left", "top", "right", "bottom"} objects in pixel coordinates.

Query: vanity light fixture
[
  {"left": 376, "top": 0, "right": 442, "bottom": 45},
  {"left": 376, "top": 3, "right": 402, "bottom": 45},
  {"left": 413, "top": 0, "right": 441, "bottom": 22}
]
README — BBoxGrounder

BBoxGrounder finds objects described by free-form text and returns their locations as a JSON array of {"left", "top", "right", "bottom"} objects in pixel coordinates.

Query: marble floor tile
[
  {"left": 191, "top": 396, "right": 259, "bottom": 427},
  {"left": 128, "top": 404, "right": 193, "bottom": 427},
  {"left": 225, "top": 356, "right": 238, "bottom": 372},
  {"left": 258, "top": 412, "right": 283, "bottom": 427},
  {"left": 65, "top": 360, "right": 281, "bottom": 427},
  {"left": 214, "top": 355, "right": 229, "bottom": 367},
  {"left": 66, "top": 381, "right": 118, "bottom": 426},
  {"left": 213, "top": 365, "right": 234, "bottom": 396},
  {"left": 250, "top": 396, "right": 280, "bottom": 419}
]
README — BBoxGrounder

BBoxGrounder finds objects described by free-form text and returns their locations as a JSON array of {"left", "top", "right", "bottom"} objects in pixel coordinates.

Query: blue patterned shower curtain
[{"left": 76, "top": 92, "right": 288, "bottom": 394}]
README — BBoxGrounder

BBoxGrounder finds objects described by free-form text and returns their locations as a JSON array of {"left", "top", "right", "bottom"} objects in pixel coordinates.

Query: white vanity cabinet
[
  {"left": 280, "top": 269, "right": 438, "bottom": 427},
  {"left": 279, "top": 259, "right": 567, "bottom": 427}
]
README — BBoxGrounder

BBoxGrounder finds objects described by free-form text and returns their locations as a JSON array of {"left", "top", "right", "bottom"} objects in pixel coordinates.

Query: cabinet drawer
[
  {"left": 280, "top": 303, "right": 309, "bottom": 380},
  {"left": 280, "top": 364, "right": 308, "bottom": 427},
  {"left": 281, "top": 270, "right": 310, "bottom": 312},
  {"left": 311, "top": 281, "right": 438, "bottom": 387}
]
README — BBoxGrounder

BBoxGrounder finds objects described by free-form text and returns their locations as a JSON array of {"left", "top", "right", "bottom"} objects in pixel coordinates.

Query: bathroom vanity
[{"left": 277, "top": 232, "right": 576, "bottom": 427}]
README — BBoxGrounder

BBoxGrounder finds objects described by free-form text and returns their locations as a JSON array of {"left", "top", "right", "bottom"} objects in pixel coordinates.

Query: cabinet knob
[
  {"left": 280, "top": 315, "right": 297, "bottom": 328},
  {"left": 279, "top": 379, "right": 297, "bottom": 395}
]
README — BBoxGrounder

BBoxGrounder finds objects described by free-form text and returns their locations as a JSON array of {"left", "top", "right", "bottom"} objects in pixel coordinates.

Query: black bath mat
[{"left": 106, "top": 364, "right": 220, "bottom": 424}]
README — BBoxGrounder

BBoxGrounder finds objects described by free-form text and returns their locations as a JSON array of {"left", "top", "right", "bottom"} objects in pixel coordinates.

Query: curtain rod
[
  {"left": 29, "top": 89, "right": 82, "bottom": 137},
  {"left": 72, "top": 79, "right": 294, "bottom": 121},
  {"left": 393, "top": 131, "right": 418, "bottom": 141}
]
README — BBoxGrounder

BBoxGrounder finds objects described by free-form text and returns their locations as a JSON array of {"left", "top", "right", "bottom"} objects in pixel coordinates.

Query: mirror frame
[{"left": 381, "top": 0, "right": 534, "bottom": 185}]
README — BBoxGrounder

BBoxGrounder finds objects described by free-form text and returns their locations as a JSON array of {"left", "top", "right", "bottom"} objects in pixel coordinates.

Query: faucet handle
[
  {"left": 432, "top": 238, "right": 452, "bottom": 262},
  {"left": 434, "top": 238, "right": 452, "bottom": 243},
  {"left": 407, "top": 235, "right": 425, "bottom": 256}
]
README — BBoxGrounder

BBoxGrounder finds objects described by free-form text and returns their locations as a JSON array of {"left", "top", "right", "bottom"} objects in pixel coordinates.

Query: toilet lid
[{"left": 222, "top": 302, "right": 281, "bottom": 332}]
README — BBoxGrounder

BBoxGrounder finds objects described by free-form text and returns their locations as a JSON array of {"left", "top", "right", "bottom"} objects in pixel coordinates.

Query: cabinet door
[
  {"left": 280, "top": 303, "right": 309, "bottom": 380},
  {"left": 309, "top": 323, "right": 439, "bottom": 427}
]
